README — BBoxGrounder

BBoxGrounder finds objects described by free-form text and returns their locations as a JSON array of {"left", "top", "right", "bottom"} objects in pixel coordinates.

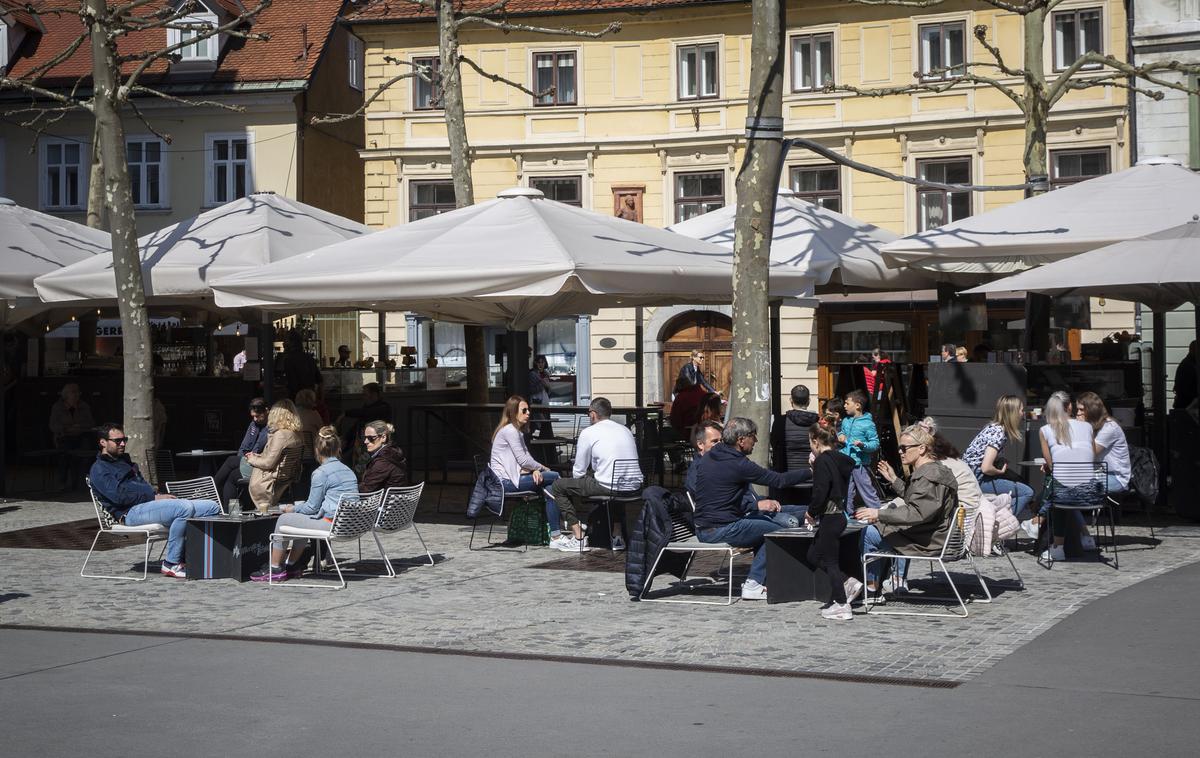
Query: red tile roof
[
  {"left": 346, "top": 0, "right": 740, "bottom": 23},
  {"left": 4, "top": 0, "right": 347, "bottom": 87},
  {"left": 0, "top": 0, "right": 46, "bottom": 31}
]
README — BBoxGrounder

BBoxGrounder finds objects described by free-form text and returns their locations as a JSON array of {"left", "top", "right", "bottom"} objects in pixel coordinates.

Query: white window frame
[
  {"left": 125, "top": 136, "right": 169, "bottom": 210},
  {"left": 1051, "top": 5, "right": 1104, "bottom": 71},
  {"left": 671, "top": 168, "right": 726, "bottom": 223},
  {"left": 204, "top": 132, "right": 253, "bottom": 207},
  {"left": 916, "top": 18, "right": 968, "bottom": 81},
  {"left": 168, "top": 11, "right": 219, "bottom": 62},
  {"left": 789, "top": 30, "right": 836, "bottom": 92},
  {"left": 348, "top": 34, "right": 364, "bottom": 91},
  {"left": 675, "top": 40, "right": 720, "bottom": 101},
  {"left": 0, "top": 20, "right": 9, "bottom": 73},
  {"left": 39, "top": 136, "right": 88, "bottom": 211},
  {"left": 411, "top": 52, "right": 442, "bottom": 110}
]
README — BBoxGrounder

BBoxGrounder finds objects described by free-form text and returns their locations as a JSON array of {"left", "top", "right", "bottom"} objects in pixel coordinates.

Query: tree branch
[
  {"left": 126, "top": 84, "right": 246, "bottom": 112},
  {"left": 827, "top": 65, "right": 1026, "bottom": 109},
  {"left": 311, "top": 67, "right": 427, "bottom": 124},
  {"left": 1048, "top": 53, "right": 1200, "bottom": 105},
  {"left": 456, "top": 15, "right": 621, "bottom": 38},
  {"left": 458, "top": 53, "right": 551, "bottom": 99},
  {"left": 972, "top": 23, "right": 1024, "bottom": 79},
  {"left": 128, "top": 98, "right": 174, "bottom": 143}
]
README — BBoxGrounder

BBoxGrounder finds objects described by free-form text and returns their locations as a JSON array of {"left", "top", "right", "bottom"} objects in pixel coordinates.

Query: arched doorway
[{"left": 659, "top": 311, "right": 732, "bottom": 402}]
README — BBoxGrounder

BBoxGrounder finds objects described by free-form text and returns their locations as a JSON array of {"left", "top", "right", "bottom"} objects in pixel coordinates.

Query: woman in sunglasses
[
  {"left": 489, "top": 395, "right": 563, "bottom": 547},
  {"left": 855, "top": 424, "right": 959, "bottom": 598},
  {"left": 360, "top": 420, "right": 408, "bottom": 493}
]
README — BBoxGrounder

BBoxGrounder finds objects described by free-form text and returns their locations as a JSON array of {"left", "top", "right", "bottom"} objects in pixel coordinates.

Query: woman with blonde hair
[
  {"left": 246, "top": 399, "right": 305, "bottom": 512},
  {"left": 962, "top": 395, "right": 1033, "bottom": 518},
  {"left": 955, "top": 346, "right": 969, "bottom": 362},
  {"left": 1038, "top": 390, "right": 1100, "bottom": 561},
  {"left": 360, "top": 419, "right": 407, "bottom": 492},
  {"left": 488, "top": 395, "right": 564, "bottom": 547},
  {"left": 251, "top": 425, "right": 359, "bottom": 582},
  {"left": 857, "top": 424, "right": 960, "bottom": 596}
]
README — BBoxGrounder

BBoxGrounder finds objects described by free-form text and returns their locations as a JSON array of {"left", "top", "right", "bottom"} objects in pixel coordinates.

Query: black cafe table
[
  {"left": 185, "top": 513, "right": 278, "bottom": 581},
  {"left": 176, "top": 449, "right": 238, "bottom": 477},
  {"left": 764, "top": 521, "right": 867, "bottom": 604}
]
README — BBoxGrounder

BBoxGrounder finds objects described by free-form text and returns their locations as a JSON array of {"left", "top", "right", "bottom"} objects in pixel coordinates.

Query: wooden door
[{"left": 660, "top": 311, "right": 733, "bottom": 402}]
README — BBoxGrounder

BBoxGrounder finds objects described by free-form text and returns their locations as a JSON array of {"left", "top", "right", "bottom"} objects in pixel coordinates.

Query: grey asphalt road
[{"left": 3, "top": 561, "right": 1199, "bottom": 757}]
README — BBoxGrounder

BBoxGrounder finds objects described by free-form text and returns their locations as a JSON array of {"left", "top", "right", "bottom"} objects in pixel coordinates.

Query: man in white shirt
[{"left": 547, "top": 397, "right": 643, "bottom": 551}]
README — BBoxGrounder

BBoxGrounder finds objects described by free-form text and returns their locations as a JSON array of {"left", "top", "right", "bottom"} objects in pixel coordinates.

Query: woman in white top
[
  {"left": 1076, "top": 391, "right": 1131, "bottom": 495},
  {"left": 489, "top": 395, "right": 563, "bottom": 546},
  {"left": 1038, "top": 391, "right": 1099, "bottom": 559}
]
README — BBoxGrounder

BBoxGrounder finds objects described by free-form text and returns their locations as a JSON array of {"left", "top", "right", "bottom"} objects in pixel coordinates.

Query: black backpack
[{"left": 1128, "top": 446, "right": 1159, "bottom": 508}]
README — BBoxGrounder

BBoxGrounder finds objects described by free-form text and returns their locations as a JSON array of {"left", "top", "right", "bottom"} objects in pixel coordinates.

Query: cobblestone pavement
[{"left": 3, "top": 495, "right": 1198, "bottom": 683}]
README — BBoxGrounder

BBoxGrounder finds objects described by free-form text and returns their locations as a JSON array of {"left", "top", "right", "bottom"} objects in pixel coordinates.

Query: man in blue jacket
[
  {"left": 89, "top": 422, "right": 221, "bottom": 578},
  {"left": 213, "top": 398, "right": 270, "bottom": 507},
  {"left": 690, "top": 417, "right": 811, "bottom": 600}
]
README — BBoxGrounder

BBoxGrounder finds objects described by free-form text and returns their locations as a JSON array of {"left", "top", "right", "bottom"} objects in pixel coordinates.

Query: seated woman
[
  {"left": 804, "top": 416, "right": 859, "bottom": 621},
  {"left": 251, "top": 426, "right": 359, "bottom": 582},
  {"left": 856, "top": 424, "right": 959, "bottom": 596},
  {"left": 962, "top": 395, "right": 1034, "bottom": 519},
  {"left": 247, "top": 400, "right": 305, "bottom": 512},
  {"left": 1076, "top": 391, "right": 1130, "bottom": 496},
  {"left": 294, "top": 388, "right": 324, "bottom": 455},
  {"left": 1039, "top": 390, "right": 1100, "bottom": 561},
  {"left": 360, "top": 419, "right": 408, "bottom": 493},
  {"left": 489, "top": 395, "right": 562, "bottom": 548}
]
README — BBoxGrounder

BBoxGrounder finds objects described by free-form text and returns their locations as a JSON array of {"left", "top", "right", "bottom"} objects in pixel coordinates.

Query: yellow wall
[{"left": 353, "top": 0, "right": 1134, "bottom": 405}]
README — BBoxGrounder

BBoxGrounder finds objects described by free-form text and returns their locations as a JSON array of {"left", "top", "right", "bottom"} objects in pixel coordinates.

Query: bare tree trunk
[
  {"left": 86, "top": 119, "right": 107, "bottom": 230},
  {"left": 731, "top": 0, "right": 786, "bottom": 466},
  {"left": 1022, "top": 6, "right": 1049, "bottom": 186},
  {"left": 88, "top": 0, "right": 154, "bottom": 466},
  {"left": 438, "top": 0, "right": 490, "bottom": 447}
]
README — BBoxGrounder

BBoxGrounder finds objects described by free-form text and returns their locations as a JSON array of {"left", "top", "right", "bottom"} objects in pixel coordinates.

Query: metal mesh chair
[
  {"left": 581, "top": 458, "right": 645, "bottom": 552},
  {"left": 165, "top": 476, "right": 223, "bottom": 511},
  {"left": 863, "top": 502, "right": 991, "bottom": 618},
  {"left": 143, "top": 448, "right": 176, "bottom": 488},
  {"left": 268, "top": 490, "right": 384, "bottom": 589},
  {"left": 371, "top": 484, "right": 433, "bottom": 574},
  {"left": 81, "top": 477, "right": 168, "bottom": 581},
  {"left": 640, "top": 491, "right": 738, "bottom": 605},
  {"left": 1041, "top": 461, "right": 1116, "bottom": 570},
  {"left": 469, "top": 455, "right": 539, "bottom": 551}
]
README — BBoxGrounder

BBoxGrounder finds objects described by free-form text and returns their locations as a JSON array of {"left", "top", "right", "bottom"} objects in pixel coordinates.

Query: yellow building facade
[{"left": 351, "top": 0, "right": 1136, "bottom": 405}]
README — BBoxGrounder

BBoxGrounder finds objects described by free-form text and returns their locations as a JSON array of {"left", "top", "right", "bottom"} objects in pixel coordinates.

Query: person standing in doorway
[{"left": 678, "top": 350, "right": 719, "bottom": 397}]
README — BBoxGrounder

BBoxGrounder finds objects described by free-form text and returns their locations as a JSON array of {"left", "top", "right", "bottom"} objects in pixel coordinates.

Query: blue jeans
[
  {"left": 698, "top": 513, "right": 783, "bottom": 584},
  {"left": 771, "top": 504, "right": 809, "bottom": 528},
  {"left": 861, "top": 524, "right": 908, "bottom": 584},
  {"left": 504, "top": 472, "right": 562, "bottom": 536},
  {"left": 124, "top": 498, "right": 222, "bottom": 564},
  {"left": 979, "top": 476, "right": 1035, "bottom": 516}
]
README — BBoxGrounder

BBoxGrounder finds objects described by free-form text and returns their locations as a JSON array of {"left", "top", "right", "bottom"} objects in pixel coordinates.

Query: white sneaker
[
  {"left": 610, "top": 535, "right": 626, "bottom": 551},
  {"left": 1020, "top": 519, "right": 1040, "bottom": 540},
  {"left": 548, "top": 535, "right": 572, "bottom": 551},
  {"left": 843, "top": 577, "right": 864, "bottom": 604},
  {"left": 740, "top": 579, "right": 767, "bottom": 600},
  {"left": 1041, "top": 545, "right": 1066, "bottom": 562},
  {"left": 1080, "top": 535, "right": 1098, "bottom": 551},
  {"left": 820, "top": 602, "right": 853, "bottom": 620},
  {"left": 552, "top": 536, "right": 590, "bottom": 552},
  {"left": 883, "top": 576, "right": 909, "bottom": 594}
]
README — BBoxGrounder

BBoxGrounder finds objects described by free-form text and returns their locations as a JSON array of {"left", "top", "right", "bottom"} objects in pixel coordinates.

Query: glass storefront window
[{"left": 830, "top": 318, "right": 911, "bottom": 363}]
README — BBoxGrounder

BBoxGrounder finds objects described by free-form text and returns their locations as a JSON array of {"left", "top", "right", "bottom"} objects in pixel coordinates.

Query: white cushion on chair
[
  {"left": 111, "top": 523, "right": 168, "bottom": 536},
  {"left": 668, "top": 540, "right": 732, "bottom": 551}
]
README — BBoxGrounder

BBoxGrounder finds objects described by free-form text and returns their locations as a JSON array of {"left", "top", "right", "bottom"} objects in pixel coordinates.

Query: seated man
[
  {"left": 683, "top": 421, "right": 724, "bottom": 494},
  {"left": 89, "top": 423, "right": 221, "bottom": 579},
  {"left": 49, "top": 382, "right": 95, "bottom": 490},
  {"left": 687, "top": 420, "right": 807, "bottom": 528},
  {"left": 547, "top": 397, "right": 643, "bottom": 552},
  {"left": 213, "top": 398, "right": 269, "bottom": 508},
  {"left": 690, "top": 417, "right": 811, "bottom": 600}
]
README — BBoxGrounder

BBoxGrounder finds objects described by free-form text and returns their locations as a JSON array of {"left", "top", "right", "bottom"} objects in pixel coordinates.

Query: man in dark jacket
[
  {"left": 89, "top": 423, "right": 221, "bottom": 578},
  {"left": 213, "top": 398, "right": 270, "bottom": 507},
  {"left": 770, "top": 384, "right": 819, "bottom": 503},
  {"left": 677, "top": 350, "right": 720, "bottom": 396},
  {"left": 691, "top": 417, "right": 810, "bottom": 600}
]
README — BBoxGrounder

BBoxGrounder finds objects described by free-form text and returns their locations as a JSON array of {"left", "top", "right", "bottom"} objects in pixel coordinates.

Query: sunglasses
[
  {"left": 363, "top": 434, "right": 381, "bottom": 443},
  {"left": 898, "top": 443, "right": 920, "bottom": 453},
  {"left": 107, "top": 437, "right": 129, "bottom": 445},
  {"left": 519, "top": 408, "right": 531, "bottom": 414}
]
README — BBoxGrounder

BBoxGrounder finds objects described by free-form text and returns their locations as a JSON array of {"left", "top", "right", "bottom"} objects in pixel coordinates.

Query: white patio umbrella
[
  {"left": 881, "top": 159, "right": 1200, "bottom": 277},
  {"left": 963, "top": 218, "right": 1200, "bottom": 312},
  {"left": 210, "top": 188, "right": 816, "bottom": 329},
  {"left": 0, "top": 197, "right": 109, "bottom": 329},
  {"left": 669, "top": 189, "right": 938, "bottom": 290},
  {"left": 34, "top": 193, "right": 371, "bottom": 309}
]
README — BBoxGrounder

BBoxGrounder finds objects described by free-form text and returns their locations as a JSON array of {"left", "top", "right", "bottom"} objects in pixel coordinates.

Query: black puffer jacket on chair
[{"left": 626, "top": 486, "right": 691, "bottom": 599}]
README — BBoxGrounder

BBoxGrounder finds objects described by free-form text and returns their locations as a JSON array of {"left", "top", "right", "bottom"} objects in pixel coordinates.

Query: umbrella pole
[
  {"left": 770, "top": 301, "right": 782, "bottom": 420},
  {"left": 1153, "top": 312, "right": 1169, "bottom": 491},
  {"left": 0, "top": 354, "right": 6, "bottom": 498},
  {"left": 635, "top": 307, "right": 644, "bottom": 407},
  {"left": 261, "top": 315, "right": 275, "bottom": 403}
]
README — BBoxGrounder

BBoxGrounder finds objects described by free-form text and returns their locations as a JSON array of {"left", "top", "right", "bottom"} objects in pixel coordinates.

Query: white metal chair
[
  {"left": 862, "top": 503, "right": 991, "bottom": 618},
  {"left": 639, "top": 491, "right": 739, "bottom": 605},
  {"left": 81, "top": 477, "right": 168, "bottom": 581},
  {"left": 1041, "top": 461, "right": 1117, "bottom": 570},
  {"left": 268, "top": 490, "right": 383, "bottom": 589},
  {"left": 371, "top": 484, "right": 434, "bottom": 574},
  {"left": 165, "top": 476, "right": 223, "bottom": 512}
]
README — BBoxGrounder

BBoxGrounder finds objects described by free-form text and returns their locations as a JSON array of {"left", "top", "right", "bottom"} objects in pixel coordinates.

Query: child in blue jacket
[{"left": 838, "top": 389, "right": 882, "bottom": 512}]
